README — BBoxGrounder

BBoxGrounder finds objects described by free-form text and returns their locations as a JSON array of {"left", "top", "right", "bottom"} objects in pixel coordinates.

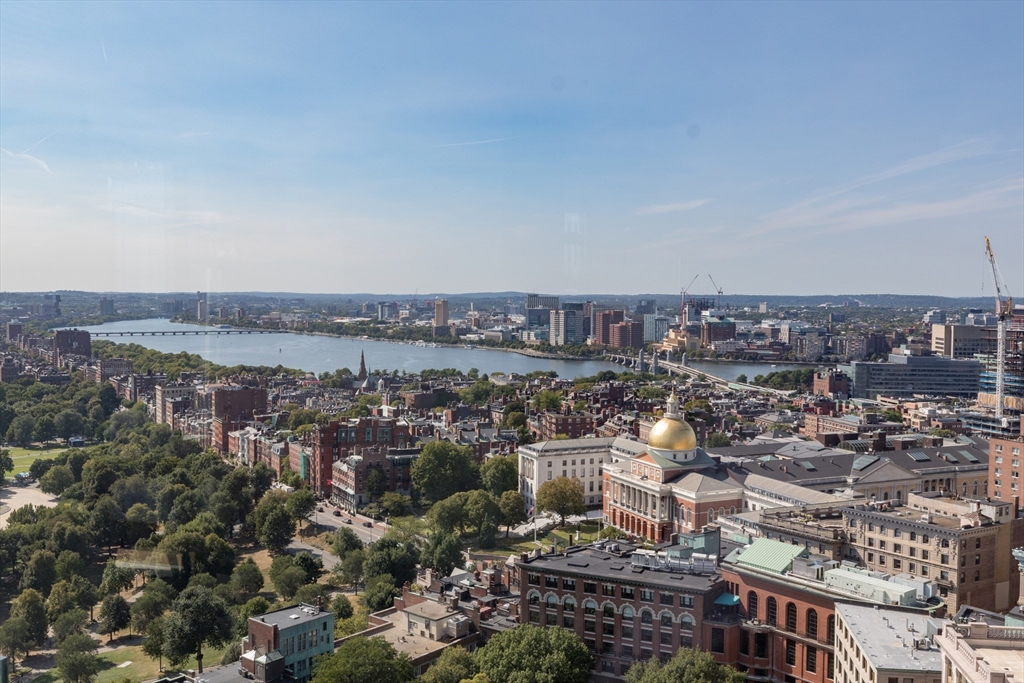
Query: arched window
[
  {"left": 827, "top": 615, "right": 835, "bottom": 642},
  {"left": 623, "top": 606, "right": 635, "bottom": 620},
  {"left": 896, "top": 489, "right": 903, "bottom": 501},
  {"left": 962, "top": 482, "right": 968, "bottom": 496},
  {"left": 941, "top": 539, "right": 950, "bottom": 548},
  {"left": 748, "top": 591, "right": 759, "bottom": 620},
  {"left": 661, "top": 613, "right": 672, "bottom": 628},
  {"left": 766, "top": 597, "right": 778, "bottom": 626},
  {"left": 707, "top": 510, "right": 714, "bottom": 524},
  {"left": 603, "top": 603, "right": 615, "bottom": 618},
  {"left": 972, "top": 482, "right": 978, "bottom": 496},
  {"left": 719, "top": 506, "right": 726, "bottom": 518},
  {"left": 681, "top": 614, "right": 695, "bottom": 630},
  {"left": 528, "top": 591, "right": 540, "bottom": 605},
  {"left": 806, "top": 609, "right": 818, "bottom": 640},
  {"left": 546, "top": 594, "right": 557, "bottom": 609},
  {"left": 564, "top": 597, "right": 576, "bottom": 612},
  {"left": 641, "top": 609, "right": 653, "bottom": 624},
  {"left": 785, "top": 602, "right": 797, "bottom": 632},
  {"left": 983, "top": 481, "right": 988, "bottom": 495},
  {"left": 584, "top": 599, "right": 597, "bottom": 615},
  {"left": 730, "top": 506, "right": 737, "bottom": 515},
  {"left": 882, "top": 491, "right": 889, "bottom": 501}
]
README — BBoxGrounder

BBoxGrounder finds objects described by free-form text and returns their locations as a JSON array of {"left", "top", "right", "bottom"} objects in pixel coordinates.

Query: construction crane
[
  {"left": 984, "top": 236, "right": 1013, "bottom": 421},
  {"left": 680, "top": 274, "right": 699, "bottom": 313},
  {"left": 708, "top": 274, "right": 724, "bottom": 309}
]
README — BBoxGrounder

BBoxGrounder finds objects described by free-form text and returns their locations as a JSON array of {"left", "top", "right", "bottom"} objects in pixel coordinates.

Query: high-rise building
[
  {"left": 52, "top": 329, "right": 91, "bottom": 361},
  {"left": 634, "top": 299, "right": 656, "bottom": 316},
  {"left": 526, "top": 293, "right": 559, "bottom": 310},
  {"left": 595, "top": 310, "right": 625, "bottom": 346},
  {"left": 550, "top": 309, "right": 585, "bottom": 346},
  {"left": 990, "top": 437, "right": 1023, "bottom": 514},
  {"left": 99, "top": 297, "right": 115, "bottom": 316},
  {"left": 642, "top": 314, "right": 670, "bottom": 342},
  {"left": 922, "top": 309, "right": 946, "bottom": 325},
  {"left": 5, "top": 322, "right": 23, "bottom": 341},
  {"left": 433, "top": 299, "right": 449, "bottom": 327},
  {"left": 931, "top": 324, "right": 998, "bottom": 359},
  {"left": 609, "top": 320, "right": 644, "bottom": 349}
]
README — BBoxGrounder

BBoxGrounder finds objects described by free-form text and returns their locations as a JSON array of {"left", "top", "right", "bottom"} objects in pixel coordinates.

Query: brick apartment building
[
  {"left": 204, "top": 384, "right": 268, "bottom": 455},
  {"left": 86, "top": 358, "right": 133, "bottom": 383},
  {"left": 595, "top": 310, "right": 626, "bottom": 346},
  {"left": 307, "top": 416, "right": 412, "bottom": 498},
  {"left": 990, "top": 436, "right": 1023, "bottom": 514},
  {"left": 516, "top": 536, "right": 721, "bottom": 681},
  {"left": 531, "top": 411, "right": 596, "bottom": 441},
  {"left": 331, "top": 445, "right": 418, "bottom": 511},
  {"left": 53, "top": 329, "right": 91, "bottom": 362},
  {"left": 609, "top": 321, "right": 644, "bottom": 350}
]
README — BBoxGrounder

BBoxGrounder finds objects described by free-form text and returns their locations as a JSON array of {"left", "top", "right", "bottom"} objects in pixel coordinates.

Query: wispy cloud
[
  {"left": 436, "top": 137, "right": 511, "bottom": 147},
  {"left": 747, "top": 140, "right": 1021, "bottom": 237},
  {"left": 635, "top": 199, "right": 711, "bottom": 215},
  {"left": 1, "top": 132, "right": 56, "bottom": 173}
]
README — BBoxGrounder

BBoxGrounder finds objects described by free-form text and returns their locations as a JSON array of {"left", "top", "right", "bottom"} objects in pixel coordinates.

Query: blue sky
[{"left": 2, "top": 1, "right": 1022, "bottom": 297}]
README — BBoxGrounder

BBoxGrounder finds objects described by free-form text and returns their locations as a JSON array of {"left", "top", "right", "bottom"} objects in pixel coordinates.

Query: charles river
[{"left": 76, "top": 319, "right": 804, "bottom": 382}]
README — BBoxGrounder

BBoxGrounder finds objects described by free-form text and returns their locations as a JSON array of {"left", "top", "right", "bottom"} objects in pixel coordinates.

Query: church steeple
[{"left": 357, "top": 350, "right": 367, "bottom": 381}]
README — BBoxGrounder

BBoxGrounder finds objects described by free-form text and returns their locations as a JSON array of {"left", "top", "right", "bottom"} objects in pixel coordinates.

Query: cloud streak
[
  {"left": 436, "top": 137, "right": 511, "bottom": 147},
  {"left": 635, "top": 199, "right": 711, "bottom": 215},
  {"left": 2, "top": 132, "right": 56, "bottom": 173}
]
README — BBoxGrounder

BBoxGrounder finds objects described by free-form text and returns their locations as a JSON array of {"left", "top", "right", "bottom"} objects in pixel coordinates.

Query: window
[
  {"left": 623, "top": 606, "right": 635, "bottom": 620},
  {"left": 806, "top": 647, "right": 817, "bottom": 673},
  {"left": 528, "top": 573, "right": 540, "bottom": 586},
  {"left": 584, "top": 619, "right": 596, "bottom": 633},
  {"left": 528, "top": 592, "right": 540, "bottom": 605},
  {"left": 660, "top": 592, "right": 674, "bottom": 606},
  {"left": 806, "top": 609, "right": 818, "bottom": 640},
  {"left": 545, "top": 576, "right": 558, "bottom": 588},
  {"left": 755, "top": 632, "right": 768, "bottom": 659},
  {"left": 739, "top": 629, "right": 750, "bottom": 656},
  {"left": 661, "top": 613, "right": 672, "bottom": 628},
  {"left": 894, "top": 543, "right": 902, "bottom": 553},
  {"left": 529, "top": 610, "right": 539, "bottom": 623},
  {"left": 622, "top": 644, "right": 633, "bottom": 658},
  {"left": 827, "top": 615, "right": 835, "bottom": 642},
  {"left": 711, "top": 628, "right": 725, "bottom": 654},
  {"left": 584, "top": 600, "right": 597, "bottom": 615},
  {"left": 785, "top": 639, "right": 796, "bottom": 666},
  {"left": 583, "top": 582, "right": 597, "bottom": 594},
  {"left": 563, "top": 578, "right": 575, "bottom": 591},
  {"left": 641, "top": 609, "right": 653, "bottom": 624},
  {"left": 748, "top": 591, "right": 759, "bottom": 620},
  {"left": 546, "top": 594, "right": 557, "bottom": 610},
  {"left": 640, "top": 589, "right": 654, "bottom": 603},
  {"left": 621, "top": 586, "right": 635, "bottom": 600},
  {"left": 681, "top": 596, "right": 694, "bottom": 608},
  {"left": 563, "top": 615, "right": 575, "bottom": 629},
  {"left": 603, "top": 621, "right": 614, "bottom": 636},
  {"left": 564, "top": 597, "right": 576, "bottom": 612},
  {"left": 603, "top": 583, "right": 615, "bottom": 596},
  {"left": 623, "top": 624, "right": 634, "bottom": 639},
  {"left": 681, "top": 614, "right": 695, "bottom": 630},
  {"left": 546, "top": 612, "right": 557, "bottom": 626},
  {"left": 641, "top": 628, "right": 653, "bottom": 642},
  {"left": 766, "top": 597, "right": 778, "bottom": 626},
  {"left": 661, "top": 630, "right": 673, "bottom": 645},
  {"left": 603, "top": 603, "right": 614, "bottom": 618},
  {"left": 785, "top": 603, "right": 797, "bottom": 632}
]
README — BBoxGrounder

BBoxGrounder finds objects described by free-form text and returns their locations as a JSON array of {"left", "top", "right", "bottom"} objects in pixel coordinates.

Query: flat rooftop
[
  {"left": 518, "top": 547, "right": 720, "bottom": 592},
  {"left": 374, "top": 610, "right": 455, "bottom": 658},
  {"left": 836, "top": 603, "right": 942, "bottom": 672},
  {"left": 253, "top": 604, "right": 328, "bottom": 629}
]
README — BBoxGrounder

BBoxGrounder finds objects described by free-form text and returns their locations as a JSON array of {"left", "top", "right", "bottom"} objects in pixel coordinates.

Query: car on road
[
  {"left": 362, "top": 521, "right": 373, "bottom": 528},
  {"left": 343, "top": 518, "right": 352, "bottom": 524},
  {"left": 332, "top": 510, "right": 342, "bottom": 516},
  {"left": 316, "top": 506, "right": 324, "bottom": 512}
]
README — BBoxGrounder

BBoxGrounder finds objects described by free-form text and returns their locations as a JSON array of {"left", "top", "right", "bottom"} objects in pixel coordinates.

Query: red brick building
[
  {"left": 595, "top": 310, "right": 626, "bottom": 346},
  {"left": 307, "top": 416, "right": 412, "bottom": 498},
  {"left": 330, "top": 445, "right": 418, "bottom": 511},
  {"left": 532, "top": 412, "right": 596, "bottom": 441},
  {"left": 609, "top": 321, "right": 644, "bottom": 350},
  {"left": 990, "top": 436, "right": 1024, "bottom": 515}
]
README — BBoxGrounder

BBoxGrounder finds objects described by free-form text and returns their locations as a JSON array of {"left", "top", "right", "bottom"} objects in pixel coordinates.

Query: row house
[
  {"left": 306, "top": 416, "right": 412, "bottom": 498},
  {"left": 330, "top": 445, "right": 418, "bottom": 511}
]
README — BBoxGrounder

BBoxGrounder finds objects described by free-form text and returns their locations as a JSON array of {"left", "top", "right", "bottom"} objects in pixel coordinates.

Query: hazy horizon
[{"left": 2, "top": 2, "right": 1022, "bottom": 297}]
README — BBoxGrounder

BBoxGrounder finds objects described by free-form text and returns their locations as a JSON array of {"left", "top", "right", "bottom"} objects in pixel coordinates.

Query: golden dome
[{"left": 648, "top": 415, "right": 697, "bottom": 452}]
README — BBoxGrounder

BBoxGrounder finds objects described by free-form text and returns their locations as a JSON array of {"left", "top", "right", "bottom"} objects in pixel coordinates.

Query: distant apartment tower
[
  {"left": 196, "top": 291, "right": 208, "bottom": 320},
  {"left": 434, "top": 299, "right": 449, "bottom": 327},
  {"left": 99, "top": 297, "right": 115, "bottom": 316},
  {"left": 161, "top": 300, "right": 183, "bottom": 315},
  {"left": 758, "top": 302, "right": 768, "bottom": 314},
  {"left": 550, "top": 308, "right": 585, "bottom": 346},
  {"left": 609, "top": 320, "right": 644, "bottom": 349},
  {"left": 594, "top": 310, "right": 625, "bottom": 346},
  {"left": 833, "top": 334, "right": 867, "bottom": 360},
  {"left": 5, "top": 322, "right": 23, "bottom": 341},
  {"left": 53, "top": 329, "right": 91, "bottom": 361},
  {"left": 526, "top": 293, "right": 559, "bottom": 310},
  {"left": 642, "top": 314, "right": 670, "bottom": 343},
  {"left": 931, "top": 324, "right": 998, "bottom": 359},
  {"left": 634, "top": 298, "right": 656, "bottom": 316},
  {"left": 87, "top": 358, "right": 133, "bottom": 383},
  {"left": 922, "top": 309, "right": 946, "bottom": 325}
]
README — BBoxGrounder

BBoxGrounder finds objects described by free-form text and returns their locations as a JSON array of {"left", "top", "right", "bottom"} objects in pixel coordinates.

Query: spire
[{"left": 357, "top": 350, "right": 367, "bottom": 381}]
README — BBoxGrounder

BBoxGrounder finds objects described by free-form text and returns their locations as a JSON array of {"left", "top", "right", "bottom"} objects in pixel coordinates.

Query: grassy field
[{"left": 7, "top": 444, "right": 68, "bottom": 475}]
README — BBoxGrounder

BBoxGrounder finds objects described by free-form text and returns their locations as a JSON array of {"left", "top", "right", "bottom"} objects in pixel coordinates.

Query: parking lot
[{"left": 0, "top": 482, "right": 59, "bottom": 528}]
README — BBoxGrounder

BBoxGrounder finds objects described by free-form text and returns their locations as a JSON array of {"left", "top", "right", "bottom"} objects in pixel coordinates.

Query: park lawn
[
  {"left": 95, "top": 641, "right": 232, "bottom": 683},
  {"left": 510, "top": 521, "right": 603, "bottom": 553},
  {"left": 7, "top": 444, "right": 67, "bottom": 475}
]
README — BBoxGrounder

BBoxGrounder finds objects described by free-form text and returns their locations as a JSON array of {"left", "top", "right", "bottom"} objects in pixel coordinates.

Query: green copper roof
[{"left": 733, "top": 538, "right": 808, "bottom": 575}]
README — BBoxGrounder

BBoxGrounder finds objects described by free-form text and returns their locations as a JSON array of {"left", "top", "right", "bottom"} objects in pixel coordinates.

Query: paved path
[{"left": 0, "top": 484, "right": 58, "bottom": 528}]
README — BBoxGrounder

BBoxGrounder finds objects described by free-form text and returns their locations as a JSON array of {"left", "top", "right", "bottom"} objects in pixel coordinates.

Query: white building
[
  {"left": 937, "top": 620, "right": 1022, "bottom": 683},
  {"left": 518, "top": 435, "right": 640, "bottom": 510},
  {"left": 643, "top": 314, "right": 670, "bottom": 343},
  {"left": 834, "top": 603, "right": 943, "bottom": 683}
]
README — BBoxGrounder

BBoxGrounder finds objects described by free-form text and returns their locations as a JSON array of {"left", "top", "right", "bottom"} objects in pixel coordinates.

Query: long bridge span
[
  {"left": 604, "top": 353, "right": 794, "bottom": 397},
  {"left": 90, "top": 329, "right": 288, "bottom": 337}
]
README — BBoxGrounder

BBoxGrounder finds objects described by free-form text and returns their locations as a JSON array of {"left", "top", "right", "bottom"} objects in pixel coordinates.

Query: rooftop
[
  {"left": 251, "top": 604, "right": 329, "bottom": 629},
  {"left": 373, "top": 609, "right": 455, "bottom": 658},
  {"left": 836, "top": 603, "right": 942, "bottom": 672},
  {"left": 518, "top": 545, "right": 721, "bottom": 592}
]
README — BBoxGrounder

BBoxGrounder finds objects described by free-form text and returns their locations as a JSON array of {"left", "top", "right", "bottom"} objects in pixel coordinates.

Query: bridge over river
[{"left": 604, "top": 353, "right": 795, "bottom": 397}]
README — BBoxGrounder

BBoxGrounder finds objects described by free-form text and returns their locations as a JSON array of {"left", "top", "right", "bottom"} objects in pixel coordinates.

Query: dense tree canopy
[
  {"left": 475, "top": 624, "right": 592, "bottom": 683},
  {"left": 624, "top": 648, "right": 747, "bottom": 683},
  {"left": 536, "top": 476, "right": 586, "bottom": 526},
  {"left": 411, "top": 440, "right": 479, "bottom": 501},
  {"left": 311, "top": 636, "right": 413, "bottom": 683}
]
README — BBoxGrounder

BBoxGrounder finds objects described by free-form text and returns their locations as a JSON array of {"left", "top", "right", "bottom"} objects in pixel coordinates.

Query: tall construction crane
[
  {"left": 680, "top": 274, "right": 699, "bottom": 313},
  {"left": 708, "top": 274, "right": 724, "bottom": 309},
  {"left": 984, "top": 236, "right": 1013, "bottom": 421}
]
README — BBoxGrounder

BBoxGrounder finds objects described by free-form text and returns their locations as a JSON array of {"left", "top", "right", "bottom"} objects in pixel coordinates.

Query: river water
[{"left": 74, "top": 319, "right": 805, "bottom": 381}]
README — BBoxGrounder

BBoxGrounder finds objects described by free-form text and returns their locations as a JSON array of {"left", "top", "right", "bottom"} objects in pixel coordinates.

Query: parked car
[{"left": 332, "top": 510, "right": 342, "bottom": 517}]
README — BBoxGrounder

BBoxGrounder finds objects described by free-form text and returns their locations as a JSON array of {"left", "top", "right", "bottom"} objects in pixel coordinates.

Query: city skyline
[{"left": 2, "top": 2, "right": 1022, "bottom": 296}]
